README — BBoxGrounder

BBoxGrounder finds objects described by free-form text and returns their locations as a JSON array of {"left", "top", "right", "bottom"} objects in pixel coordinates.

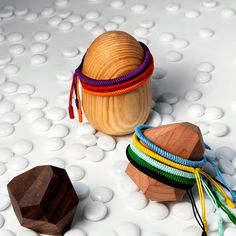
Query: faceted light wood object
[
  {"left": 126, "top": 122, "right": 205, "bottom": 202},
  {"left": 82, "top": 31, "right": 152, "bottom": 136},
  {"left": 7, "top": 165, "right": 79, "bottom": 236}
]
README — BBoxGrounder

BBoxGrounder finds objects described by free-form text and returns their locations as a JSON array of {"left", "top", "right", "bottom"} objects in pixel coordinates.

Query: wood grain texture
[
  {"left": 81, "top": 31, "right": 152, "bottom": 135},
  {"left": 126, "top": 122, "right": 205, "bottom": 202},
  {"left": 7, "top": 165, "right": 79, "bottom": 236}
]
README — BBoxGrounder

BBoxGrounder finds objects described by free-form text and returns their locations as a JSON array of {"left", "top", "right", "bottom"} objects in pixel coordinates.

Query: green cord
[
  {"left": 130, "top": 143, "right": 195, "bottom": 179},
  {"left": 128, "top": 146, "right": 196, "bottom": 186}
]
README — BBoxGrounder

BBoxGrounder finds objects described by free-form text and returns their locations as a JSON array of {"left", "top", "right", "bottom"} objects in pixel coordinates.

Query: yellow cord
[
  {"left": 200, "top": 170, "right": 235, "bottom": 209},
  {"left": 195, "top": 169, "right": 208, "bottom": 233},
  {"left": 132, "top": 133, "right": 235, "bottom": 209}
]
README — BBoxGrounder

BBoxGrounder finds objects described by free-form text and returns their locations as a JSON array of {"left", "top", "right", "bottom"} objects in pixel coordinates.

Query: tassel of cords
[
  {"left": 126, "top": 125, "right": 236, "bottom": 236},
  {"left": 68, "top": 42, "right": 154, "bottom": 122}
]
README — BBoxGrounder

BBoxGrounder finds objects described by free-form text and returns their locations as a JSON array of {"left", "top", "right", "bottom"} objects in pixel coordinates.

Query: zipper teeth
[{"left": 128, "top": 147, "right": 195, "bottom": 185}]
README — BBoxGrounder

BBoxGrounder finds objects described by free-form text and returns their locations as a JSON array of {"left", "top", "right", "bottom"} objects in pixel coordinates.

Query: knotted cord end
[
  {"left": 202, "top": 230, "right": 207, "bottom": 236},
  {"left": 68, "top": 105, "right": 75, "bottom": 119}
]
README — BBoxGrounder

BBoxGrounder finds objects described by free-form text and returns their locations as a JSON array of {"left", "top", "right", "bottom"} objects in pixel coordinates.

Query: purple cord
[{"left": 74, "top": 42, "right": 152, "bottom": 86}]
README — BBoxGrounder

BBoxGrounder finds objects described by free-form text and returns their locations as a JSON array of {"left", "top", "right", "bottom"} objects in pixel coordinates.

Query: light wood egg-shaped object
[{"left": 81, "top": 31, "right": 152, "bottom": 136}]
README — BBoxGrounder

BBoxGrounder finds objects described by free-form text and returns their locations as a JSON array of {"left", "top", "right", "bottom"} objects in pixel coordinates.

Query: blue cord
[
  {"left": 135, "top": 125, "right": 206, "bottom": 168},
  {"left": 207, "top": 158, "right": 236, "bottom": 203}
]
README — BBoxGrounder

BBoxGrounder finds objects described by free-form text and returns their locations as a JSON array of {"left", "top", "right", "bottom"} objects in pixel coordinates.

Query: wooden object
[
  {"left": 7, "top": 165, "right": 79, "bottom": 236},
  {"left": 82, "top": 31, "right": 152, "bottom": 136},
  {"left": 126, "top": 122, "right": 205, "bottom": 202}
]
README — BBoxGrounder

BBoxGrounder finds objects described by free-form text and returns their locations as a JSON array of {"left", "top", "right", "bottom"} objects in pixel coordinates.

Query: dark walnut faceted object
[
  {"left": 126, "top": 122, "right": 205, "bottom": 202},
  {"left": 7, "top": 165, "right": 79, "bottom": 236}
]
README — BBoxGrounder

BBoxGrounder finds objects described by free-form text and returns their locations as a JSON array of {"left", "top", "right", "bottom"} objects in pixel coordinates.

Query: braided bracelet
[
  {"left": 74, "top": 42, "right": 152, "bottom": 86},
  {"left": 135, "top": 125, "right": 206, "bottom": 168},
  {"left": 126, "top": 147, "right": 194, "bottom": 190},
  {"left": 130, "top": 142, "right": 195, "bottom": 179},
  {"left": 127, "top": 145, "right": 196, "bottom": 186}
]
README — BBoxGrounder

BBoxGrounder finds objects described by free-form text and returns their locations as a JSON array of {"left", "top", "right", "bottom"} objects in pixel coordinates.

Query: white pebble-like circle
[
  {"left": 27, "top": 109, "right": 44, "bottom": 122},
  {"left": 205, "top": 107, "right": 224, "bottom": 120},
  {"left": 187, "top": 104, "right": 205, "bottom": 117},
  {"left": 91, "top": 187, "right": 113, "bottom": 203},
  {"left": 215, "top": 146, "right": 236, "bottom": 161},
  {"left": 0, "top": 163, "right": 6, "bottom": 176},
  {"left": 159, "top": 32, "right": 175, "bottom": 42},
  {"left": 185, "top": 10, "right": 201, "bottom": 18},
  {"left": 0, "top": 229, "right": 15, "bottom": 236},
  {"left": 8, "top": 156, "right": 29, "bottom": 171},
  {"left": 12, "top": 140, "right": 33, "bottom": 155},
  {"left": 48, "top": 124, "right": 69, "bottom": 138},
  {"left": 62, "top": 46, "right": 79, "bottom": 58},
  {"left": 165, "top": 3, "right": 181, "bottom": 12},
  {"left": 0, "top": 214, "right": 4, "bottom": 228},
  {"left": 85, "top": 146, "right": 104, "bottom": 162},
  {"left": 7, "top": 32, "right": 24, "bottom": 43},
  {"left": 97, "top": 135, "right": 116, "bottom": 151},
  {"left": 47, "top": 157, "right": 65, "bottom": 169},
  {"left": 185, "top": 89, "right": 202, "bottom": 101},
  {"left": 67, "top": 165, "right": 85, "bottom": 181},
  {"left": 34, "top": 31, "right": 51, "bottom": 42},
  {"left": 0, "top": 123, "right": 14, "bottom": 137},
  {"left": 78, "top": 134, "right": 97, "bottom": 146},
  {"left": 58, "top": 21, "right": 73, "bottom": 32},
  {"left": 0, "top": 101, "right": 15, "bottom": 113},
  {"left": 221, "top": 8, "right": 235, "bottom": 18},
  {"left": 112, "top": 160, "right": 128, "bottom": 176},
  {"left": 30, "top": 54, "right": 47, "bottom": 65},
  {"left": 56, "top": 70, "right": 73, "bottom": 81},
  {"left": 0, "top": 148, "right": 14, "bottom": 163},
  {"left": 199, "top": 28, "right": 215, "bottom": 38},
  {"left": 126, "top": 192, "right": 148, "bottom": 210},
  {"left": 73, "top": 182, "right": 90, "bottom": 199},
  {"left": 30, "top": 42, "right": 47, "bottom": 53},
  {"left": 66, "top": 143, "right": 86, "bottom": 160},
  {"left": 110, "top": 0, "right": 125, "bottom": 8},
  {"left": 171, "top": 202, "right": 193, "bottom": 220},
  {"left": 130, "top": 3, "right": 147, "bottom": 13},
  {"left": 195, "top": 72, "right": 212, "bottom": 83},
  {"left": 0, "top": 194, "right": 10, "bottom": 211},
  {"left": 64, "top": 229, "right": 87, "bottom": 236},
  {"left": 202, "top": 1, "right": 217, "bottom": 8},
  {"left": 195, "top": 121, "right": 210, "bottom": 135},
  {"left": 84, "top": 201, "right": 108, "bottom": 221},
  {"left": 46, "top": 107, "right": 66, "bottom": 121},
  {"left": 1, "top": 81, "right": 19, "bottom": 94},
  {"left": 13, "top": 93, "right": 31, "bottom": 105},
  {"left": 209, "top": 123, "right": 229, "bottom": 137},
  {"left": 218, "top": 158, "right": 235, "bottom": 175},
  {"left": 145, "top": 202, "right": 169, "bottom": 220},
  {"left": 45, "top": 137, "right": 64, "bottom": 151},
  {"left": 18, "top": 84, "right": 35, "bottom": 94},
  {"left": 32, "top": 117, "right": 52, "bottom": 132},
  {"left": 29, "top": 97, "right": 47, "bottom": 109},
  {"left": 48, "top": 16, "right": 63, "bottom": 27},
  {"left": 155, "top": 102, "right": 173, "bottom": 115},
  {"left": 116, "top": 222, "right": 141, "bottom": 236},
  {"left": 173, "top": 38, "right": 189, "bottom": 48},
  {"left": 197, "top": 62, "right": 215, "bottom": 72},
  {"left": 165, "top": 51, "right": 183, "bottom": 62},
  {"left": 8, "top": 44, "right": 25, "bottom": 55}
]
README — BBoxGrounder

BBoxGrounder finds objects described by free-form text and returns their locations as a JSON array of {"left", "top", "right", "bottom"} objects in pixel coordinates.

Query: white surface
[{"left": 0, "top": 0, "right": 236, "bottom": 236}]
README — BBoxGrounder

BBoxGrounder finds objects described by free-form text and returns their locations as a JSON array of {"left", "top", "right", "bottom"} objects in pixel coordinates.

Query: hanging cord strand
[
  {"left": 187, "top": 189, "right": 205, "bottom": 232},
  {"left": 194, "top": 169, "right": 208, "bottom": 234},
  {"left": 68, "top": 73, "right": 76, "bottom": 119},
  {"left": 207, "top": 158, "right": 236, "bottom": 202}
]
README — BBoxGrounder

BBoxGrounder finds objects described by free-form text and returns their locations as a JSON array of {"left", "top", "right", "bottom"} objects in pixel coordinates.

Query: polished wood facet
[
  {"left": 7, "top": 165, "right": 79, "bottom": 236},
  {"left": 81, "top": 31, "right": 152, "bottom": 135},
  {"left": 126, "top": 122, "right": 205, "bottom": 202}
]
